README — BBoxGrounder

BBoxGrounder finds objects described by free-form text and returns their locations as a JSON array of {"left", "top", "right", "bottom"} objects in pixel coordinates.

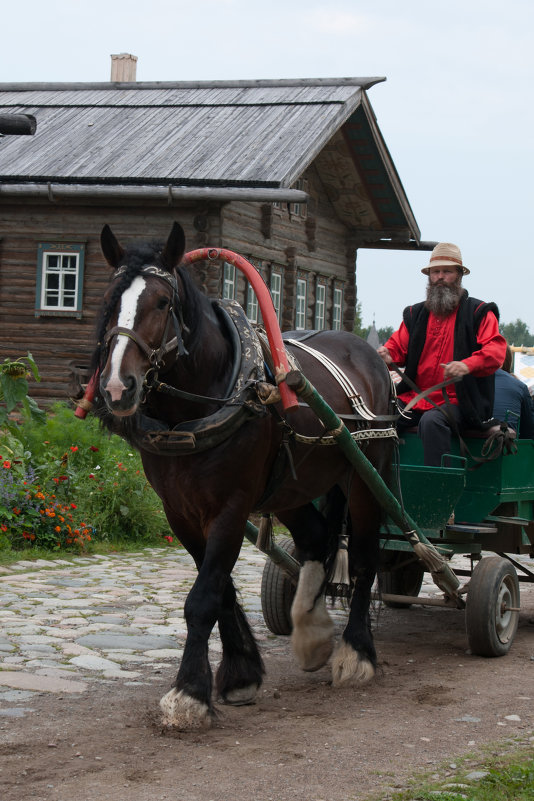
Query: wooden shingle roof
[{"left": 0, "top": 77, "right": 419, "bottom": 241}]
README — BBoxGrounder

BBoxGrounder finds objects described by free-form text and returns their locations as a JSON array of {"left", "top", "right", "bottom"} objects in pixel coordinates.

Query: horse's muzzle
[{"left": 100, "top": 373, "right": 140, "bottom": 416}]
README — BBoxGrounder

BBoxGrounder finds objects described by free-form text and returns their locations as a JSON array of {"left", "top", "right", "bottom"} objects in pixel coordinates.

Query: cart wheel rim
[{"left": 495, "top": 576, "right": 517, "bottom": 643}]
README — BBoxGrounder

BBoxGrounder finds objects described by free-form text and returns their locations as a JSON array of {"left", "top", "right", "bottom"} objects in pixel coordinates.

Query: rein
[{"left": 391, "top": 363, "right": 516, "bottom": 464}]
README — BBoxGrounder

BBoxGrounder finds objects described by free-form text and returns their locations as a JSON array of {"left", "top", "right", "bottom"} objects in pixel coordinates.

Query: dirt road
[{"left": 1, "top": 549, "right": 533, "bottom": 801}]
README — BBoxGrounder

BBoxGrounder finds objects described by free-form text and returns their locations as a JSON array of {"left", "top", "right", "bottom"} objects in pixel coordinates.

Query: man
[
  {"left": 377, "top": 242, "right": 506, "bottom": 466},
  {"left": 493, "top": 346, "right": 534, "bottom": 438}
]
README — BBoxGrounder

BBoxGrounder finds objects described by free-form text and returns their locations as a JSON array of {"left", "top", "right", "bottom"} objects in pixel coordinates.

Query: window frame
[
  {"left": 222, "top": 261, "right": 237, "bottom": 300},
  {"left": 270, "top": 271, "right": 282, "bottom": 323},
  {"left": 246, "top": 282, "right": 259, "bottom": 324},
  {"left": 295, "top": 277, "right": 307, "bottom": 330},
  {"left": 35, "top": 242, "right": 85, "bottom": 318},
  {"left": 314, "top": 282, "right": 326, "bottom": 330},
  {"left": 332, "top": 287, "right": 343, "bottom": 331}
]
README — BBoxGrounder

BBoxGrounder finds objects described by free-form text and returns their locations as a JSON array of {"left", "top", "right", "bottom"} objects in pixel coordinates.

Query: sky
[{"left": 2, "top": 0, "right": 533, "bottom": 333}]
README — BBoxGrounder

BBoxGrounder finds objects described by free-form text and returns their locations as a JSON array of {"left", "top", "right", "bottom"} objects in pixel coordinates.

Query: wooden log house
[{"left": 0, "top": 58, "right": 428, "bottom": 403}]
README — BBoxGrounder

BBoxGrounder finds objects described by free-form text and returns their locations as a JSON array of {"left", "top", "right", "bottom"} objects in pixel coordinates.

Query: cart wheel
[
  {"left": 465, "top": 556, "right": 520, "bottom": 657},
  {"left": 378, "top": 553, "right": 425, "bottom": 608},
  {"left": 260, "top": 537, "right": 297, "bottom": 635}
]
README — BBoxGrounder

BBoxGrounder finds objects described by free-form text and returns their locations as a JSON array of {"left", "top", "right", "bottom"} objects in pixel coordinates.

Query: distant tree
[
  {"left": 353, "top": 302, "right": 393, "bottom": 344},
  {"left": 353, "top": 301, "right": 370, "bottom": 339},
  {"left": 377, "top": 326, "right": 394, "bottom": 343},
  {"left": 500, "top": 319, "right": 534, "bottom": 347}
]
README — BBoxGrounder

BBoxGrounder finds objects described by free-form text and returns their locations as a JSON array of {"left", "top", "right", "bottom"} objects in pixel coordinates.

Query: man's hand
[
  {"left": 377, "top": 345, "right": 393, "bottom": 365},
  {"left": 441, "top": 361, "right": 470, "bottom": 380}
]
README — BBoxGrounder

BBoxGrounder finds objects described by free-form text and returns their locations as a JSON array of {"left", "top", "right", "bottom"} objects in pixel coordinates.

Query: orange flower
[{"left": 54, "top": 526, "right": 61, "bottom": 533}]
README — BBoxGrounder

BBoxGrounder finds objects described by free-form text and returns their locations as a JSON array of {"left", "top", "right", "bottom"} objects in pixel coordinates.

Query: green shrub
[{"left": 2, "top": 400, "right": 173, "bottom": 553}]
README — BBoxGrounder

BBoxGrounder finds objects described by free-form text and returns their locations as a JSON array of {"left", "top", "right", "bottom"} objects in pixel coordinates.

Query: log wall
[{"left": 0, "top": 182, "right": 355, "bottom": 404}]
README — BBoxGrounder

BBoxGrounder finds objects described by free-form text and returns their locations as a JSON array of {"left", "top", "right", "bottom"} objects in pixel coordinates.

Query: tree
[
  {"left": 353, "top": 302, "right": 393, "bottom": 344},
  {"left": 353, "top": 301, "right": 369, "bottom": 339},
  {"left": 500, "top": 319, "right": 534, "bottom": 347},
  {"left": 377, "top": 325, "right": 394, "bottom": 343}
]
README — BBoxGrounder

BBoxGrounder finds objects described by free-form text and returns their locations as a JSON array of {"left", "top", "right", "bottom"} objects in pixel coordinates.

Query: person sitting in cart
[
  {"left": 377, "top": 242, "right": 507, "bottom": 466},
  {"left": 493, "top": 345, "right": 534, "bottom": 438}
]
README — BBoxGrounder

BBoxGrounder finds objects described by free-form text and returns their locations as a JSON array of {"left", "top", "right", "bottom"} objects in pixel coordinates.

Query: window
[
  {"left": 315, "top": 283, "right": 326, "bottom": 330},
  {"left": 295, "top": 278, "right": 307, "bottom": 329},
  {"left": 36, "top": 242, "right": 85, "bottom": 317},
  {"left": 333, "top": 287, "right": 343, "bottom": 331},
  {"left": 270, "top": 271, "right": 282, "bottom": 322},
  {"left": 222, "top": 262, "right": 236, "bottom": 300},
  {"left": 246, "top": 283, "right": 258, "bottom": 324}
]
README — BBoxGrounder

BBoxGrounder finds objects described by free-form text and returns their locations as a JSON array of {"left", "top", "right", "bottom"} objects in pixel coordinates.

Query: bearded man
[{"left": 377, "top": 243, "right": 506, "bottom": 467}]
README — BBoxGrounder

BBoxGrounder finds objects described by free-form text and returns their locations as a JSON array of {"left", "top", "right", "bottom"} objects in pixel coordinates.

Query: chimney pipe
[{"left": 110, "top": 53, "right": 138, "bottom": 82}]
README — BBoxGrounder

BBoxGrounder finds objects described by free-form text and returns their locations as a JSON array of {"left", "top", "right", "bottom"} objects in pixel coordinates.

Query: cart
[{"left": 253, "top": 376, "right": 534, "bottom": 658}]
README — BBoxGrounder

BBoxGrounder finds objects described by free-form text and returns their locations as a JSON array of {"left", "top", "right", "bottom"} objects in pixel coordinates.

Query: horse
[{"left": 92, "top": 221, "right": 395, "bottom": 730}]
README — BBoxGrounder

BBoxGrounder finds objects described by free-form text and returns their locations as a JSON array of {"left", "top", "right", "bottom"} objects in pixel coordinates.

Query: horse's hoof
[
  {"left": 219, "top": 684, "right": 259, "bottom": 706},
  {"left": 159, "top": 688, "right": 212, "bottom": 730},
  {"left": 291, "top": 625, "right": 334, "bottom": 671},
  {"left": 331, "top": 641, "right": 375, "bottom": 688}
]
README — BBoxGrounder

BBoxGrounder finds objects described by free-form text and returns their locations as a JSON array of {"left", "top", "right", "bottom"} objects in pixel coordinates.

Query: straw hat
[{"left": 421, "top": 242, "right": 469, "bottom": 275}]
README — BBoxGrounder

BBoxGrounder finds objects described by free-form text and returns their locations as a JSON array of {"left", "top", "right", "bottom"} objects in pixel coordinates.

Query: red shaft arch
[{"left": 183, "top": 247, "right": 298, "bottom": 410}]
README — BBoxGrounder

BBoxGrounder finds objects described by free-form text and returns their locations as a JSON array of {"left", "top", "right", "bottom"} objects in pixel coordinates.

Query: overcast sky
[{"left": 2, "top": 0, "right": 533, "bottom": 333}]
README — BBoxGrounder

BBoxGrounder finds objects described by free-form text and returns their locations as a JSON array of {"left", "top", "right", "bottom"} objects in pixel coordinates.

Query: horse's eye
[{"left": 157, "top": 297, "right": 169, "bottom": 310}]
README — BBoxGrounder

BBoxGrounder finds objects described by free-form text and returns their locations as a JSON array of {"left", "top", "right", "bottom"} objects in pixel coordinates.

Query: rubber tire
[
  {"left": 465, "top": 556, "right": 520, "bottom": 657},
  {"left": 260, "top": 537, "right": 297, "bottom": 636},
  {"left": 378, "top": 552, "right": 425, "bottom": 609}
]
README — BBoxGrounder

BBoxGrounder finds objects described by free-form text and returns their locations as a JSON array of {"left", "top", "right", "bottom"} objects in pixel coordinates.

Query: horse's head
[{"left": 97, "top": 222, "right": 187, "bottom": 417}]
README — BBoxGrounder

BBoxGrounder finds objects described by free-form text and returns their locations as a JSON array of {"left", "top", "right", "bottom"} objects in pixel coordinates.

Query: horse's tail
[{"left": 321, "top": 485, "right": 352, "bottom": 599}]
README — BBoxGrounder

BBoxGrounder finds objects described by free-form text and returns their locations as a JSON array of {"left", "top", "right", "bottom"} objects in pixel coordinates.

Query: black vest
[{"left": 397, "top": 292, "right": 500, "bottom": 429}]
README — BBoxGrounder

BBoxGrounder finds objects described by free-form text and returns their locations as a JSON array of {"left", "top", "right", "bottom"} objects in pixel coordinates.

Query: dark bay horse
[{"left": 93, "top": 222, "right": 395, "bottom": 729}]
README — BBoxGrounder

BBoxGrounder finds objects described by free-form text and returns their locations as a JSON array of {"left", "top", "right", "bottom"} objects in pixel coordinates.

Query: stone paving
[
  {"left": 0, "top": 543, "right": 533, "bottom": 720},
  {"left": 0, "top": 543, "right": 283, "bottom": 716}
]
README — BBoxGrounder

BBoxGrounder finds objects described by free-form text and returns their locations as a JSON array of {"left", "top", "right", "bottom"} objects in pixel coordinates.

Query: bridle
[{"left": 104, "top": 264, "right": 189, "bottom": 372}]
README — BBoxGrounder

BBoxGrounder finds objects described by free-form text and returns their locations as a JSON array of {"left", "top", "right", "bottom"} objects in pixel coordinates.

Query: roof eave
[{"left": 0, "top": 182, "right": 309, "bottom": 204}]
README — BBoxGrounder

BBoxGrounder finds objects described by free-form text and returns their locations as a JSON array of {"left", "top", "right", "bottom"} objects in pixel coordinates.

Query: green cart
[{"left": 255, "top": 372, "right": 534, "bottom": 658}]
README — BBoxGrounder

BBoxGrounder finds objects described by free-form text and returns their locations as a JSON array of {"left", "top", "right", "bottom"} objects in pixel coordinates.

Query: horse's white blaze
[
  {"left": 291, "top": 560, "right": 334, "bottom": 671},
  {"left": 331, "top": 640, "right": 375, "bottom": 687},
  {"left": 159, "top": 688, "right": 211, "bottom": 730},
  {"left": 106, "top": 276, "right": 146, "bottom": 400}
]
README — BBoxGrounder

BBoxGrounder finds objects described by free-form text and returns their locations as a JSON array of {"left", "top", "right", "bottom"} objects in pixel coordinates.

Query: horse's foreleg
[
  {"left": 279, "top": 504, "right": 334, "bottom": 672},
  {"left": 215, "top": 577, "right": 264, "bottom": 705},
  {"left": 160, "top": 567, "right": 221, "bottom": 729},
  {"left": 331, "top": 508, "right": 379, "bottom": 687}
]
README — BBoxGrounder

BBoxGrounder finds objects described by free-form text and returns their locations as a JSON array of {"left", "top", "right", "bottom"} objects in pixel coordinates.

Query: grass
[
  {"left": 0, "top": 537, "right": 183, "bottom": 566},
  {"left": 376, "top": 737, "right": 534, "bottom": 801}
]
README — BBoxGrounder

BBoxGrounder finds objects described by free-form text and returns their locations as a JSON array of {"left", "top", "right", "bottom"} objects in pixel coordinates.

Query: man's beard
[{"left": 425, "top": 279, "right": 464, "bottom": 316}]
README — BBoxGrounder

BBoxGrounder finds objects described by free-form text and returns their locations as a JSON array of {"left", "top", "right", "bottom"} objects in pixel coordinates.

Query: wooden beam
[{"left": 0, "top": 114, "right": 37, "bottom": 135}]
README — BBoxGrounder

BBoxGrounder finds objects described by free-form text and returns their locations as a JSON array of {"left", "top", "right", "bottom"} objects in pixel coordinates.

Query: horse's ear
[
  {"left": 100, "top": 224, "right": 125, "bottom": 269},
  {"left": 161, "top": 222, "right": 186, "bottom": 270}
]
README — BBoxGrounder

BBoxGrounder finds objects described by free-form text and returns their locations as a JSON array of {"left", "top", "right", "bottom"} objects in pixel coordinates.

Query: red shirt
[{"left": 384, "top": 307, "right": 506, "bottom": 411}]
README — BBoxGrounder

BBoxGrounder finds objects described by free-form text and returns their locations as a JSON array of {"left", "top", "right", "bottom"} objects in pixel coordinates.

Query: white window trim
[
  {"left": 333, "top": 287, "right": 343, "bottom": 331},
  {"left": 222, "top": 262, "right": 236, "bottom": 300},
  {"left": 296, "top": 278, "right": 307, "bottom": 330},
  {"left": 246, "top": 283, "right": 258, "bottom": 324},
  {"left": 315, "top": 283, "right": 326, "bottom": 330},
  {"left": 270, "top": 271, "right": 282, "bottom": 322},
  {"left": 35, "top": 242, "right": 85, "bottom": 318}
]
